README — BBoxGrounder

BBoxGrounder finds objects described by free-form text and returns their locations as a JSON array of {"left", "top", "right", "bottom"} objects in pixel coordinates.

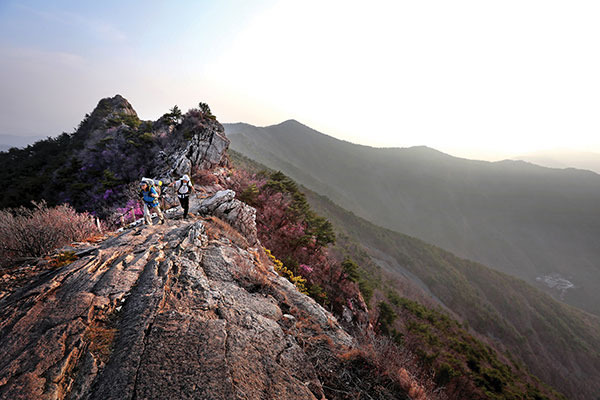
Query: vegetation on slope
[
  {"left": 303, "top": 183, "right": 600, "bottom": 400},
  {"left": 229, "top": 150, "right": 569, "bottom": 399}
]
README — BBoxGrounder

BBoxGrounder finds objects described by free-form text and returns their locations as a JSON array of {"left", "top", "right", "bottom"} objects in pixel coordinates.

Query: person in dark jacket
[{"left": 168, "top": 174, "right": 195, "bottom": 219}]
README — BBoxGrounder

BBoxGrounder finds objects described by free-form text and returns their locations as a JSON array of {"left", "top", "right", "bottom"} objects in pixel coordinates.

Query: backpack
[
  {"left": 176, "top": 180, "right": 191, "bottom": 194},
  {"left": 141, "top": 177, "right": 163, "bottom": 196}
]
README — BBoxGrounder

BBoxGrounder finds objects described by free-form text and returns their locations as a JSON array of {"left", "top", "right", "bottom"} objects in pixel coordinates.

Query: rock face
[
  {"left": 161, "top": 110, "right": 230, "bottom": 179},
  {"left": 51, "top": 95, "right": 230, "bottom": 216},
  {"left": 98, "top": 94, "right": 138, "bottom": 118},
  {"left": 195, "top": 190, "right": 258, "bottom": 245},
  {"left": 0, "top": 203, "right": 386, "bottom": 400}
]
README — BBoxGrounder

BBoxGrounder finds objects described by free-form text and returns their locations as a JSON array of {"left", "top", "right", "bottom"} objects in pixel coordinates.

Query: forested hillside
[{"left": 230, "top": 149, "right": 600, "bottom": 400}]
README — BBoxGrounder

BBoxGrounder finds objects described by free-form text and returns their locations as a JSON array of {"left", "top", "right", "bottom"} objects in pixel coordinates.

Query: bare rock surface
[
  {"left": 0, "top": 212, "right": 362, "bottom": 400},
  {"left": 161, "top": 112, "right": 230, "bottom": 179},
  {"left": 196, "top": 190, "right": 258, "bottom": 245}
]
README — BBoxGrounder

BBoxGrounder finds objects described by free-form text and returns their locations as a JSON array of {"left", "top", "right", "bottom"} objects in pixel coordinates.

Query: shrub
[
  {"left": 341, "top": 258, "right": 360, "bottom": 282},
  {"left": 308, "top": 283, "right": 328, "bottom": 306},
  {"left": 198, "top": 101, "right": 212, "bottom": 116},
  {"left": 358, "top": 279, "right": 374, "bottom": 303},
  {"left": 192, "top": 167, "right": 218, "bottom": 186},
  {"left": 0, "top": 201, "right": 100, "bottom": 268},
  {"left": 107, "top": 113, "right": 141, "bottom": 129},
  {"left": 436, "top": 362, "right": 460, "bottom": 385},
  {"left": 238, "top": 183, "right": 260, "bottom": 206},
  {"left": 228, "top": 170, "right": 364, "bottom": 318},
  {"left": 377, "top": 301, "right": 397, "bottom": 335},
  {"left": 264, "top": 248, "right": 308, "bottom": 294}
]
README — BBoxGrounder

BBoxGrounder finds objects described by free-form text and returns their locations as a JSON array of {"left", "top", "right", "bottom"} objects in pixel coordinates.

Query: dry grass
[
  {"left": 46, "top": 251, "right": 79, "bottom": 269},
  {"left": 204, "top": 216, "right": 249, "bottom": 248},
  {"left": 85, "top": 323, "right": 117, "bottom": 364}
]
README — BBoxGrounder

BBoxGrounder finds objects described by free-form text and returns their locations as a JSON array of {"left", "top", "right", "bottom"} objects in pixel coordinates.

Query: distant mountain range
[
  {"left": 513, "top": 149, "right": 600, "bottom": 174},
  {"left": 225, "top": 120, "right": 600, "bottom": 317},
  {"left": 0, "top": 134, "right": 45, "bottom": 151}
]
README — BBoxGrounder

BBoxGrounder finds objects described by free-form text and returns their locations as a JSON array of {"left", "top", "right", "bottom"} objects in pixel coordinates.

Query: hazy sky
[{"left": 1, "top": 0, "right": 599, "bottom": 160}]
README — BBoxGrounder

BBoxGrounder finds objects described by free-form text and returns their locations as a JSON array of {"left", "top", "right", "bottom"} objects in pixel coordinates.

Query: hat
[{"left": 182, "top": 174, "right": 190, "bottom": 182}]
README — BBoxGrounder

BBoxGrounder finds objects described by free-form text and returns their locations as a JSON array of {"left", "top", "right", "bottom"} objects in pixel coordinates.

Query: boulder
[{"left": 196, "top": 190, "right": 258, "bottom": 245}]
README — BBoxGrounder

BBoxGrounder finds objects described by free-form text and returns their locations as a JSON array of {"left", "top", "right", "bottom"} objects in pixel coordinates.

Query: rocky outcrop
[
  {"left": 39, "top": 95, "right": 231, "bottom": 217},
  {"left": 162, "top": 110, "right": 230, "bottom": 179},
  {"left": 195, "top": 190, "right": 258, "bottom": 245},
  {"left": 97, "top": 94, "right": 137, "bottom": 118},
  {"left": 0, "top": 207, "right": 375, "bottom": 400}
]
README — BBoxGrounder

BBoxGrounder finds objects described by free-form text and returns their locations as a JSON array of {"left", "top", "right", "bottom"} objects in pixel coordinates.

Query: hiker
[
  {"left": 168, "top": 174, "right": 195, "bottom": 219},
  {"left": 140, "top": 179, "right": 165, "bottom": 225}
]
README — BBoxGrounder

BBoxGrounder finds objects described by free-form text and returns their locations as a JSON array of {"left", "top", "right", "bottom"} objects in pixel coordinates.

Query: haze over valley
[{"left": 227, "top": 120, "right": 600, "bottom": 316}]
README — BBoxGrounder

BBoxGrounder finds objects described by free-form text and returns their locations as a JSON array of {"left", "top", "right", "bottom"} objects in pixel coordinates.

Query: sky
[{"left": 1, "top": 0, "right": 599, "bottom": 160}]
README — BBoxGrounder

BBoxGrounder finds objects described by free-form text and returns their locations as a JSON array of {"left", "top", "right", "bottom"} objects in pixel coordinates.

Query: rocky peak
[
  {"left": 73, "top": 95, "right": 140, "bottom": 144},
  {"left": 93, "top": 94, "right": 138, "bottom": 119},
  {"left": 51, "top": 96, "right": 231, "bottom": 216}
]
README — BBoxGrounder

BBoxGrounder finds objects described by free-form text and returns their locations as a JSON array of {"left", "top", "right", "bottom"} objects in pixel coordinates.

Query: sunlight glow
[{"left": 207, "top": 0, "right": 600, "bottom": 159}]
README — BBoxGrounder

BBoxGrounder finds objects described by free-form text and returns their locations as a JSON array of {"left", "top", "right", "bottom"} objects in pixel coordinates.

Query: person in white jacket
[{"left": 168, "top": 174, "right": 195, "bottom": 219}]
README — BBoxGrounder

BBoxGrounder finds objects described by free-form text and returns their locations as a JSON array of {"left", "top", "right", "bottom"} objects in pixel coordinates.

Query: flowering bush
[
  {"left": 264, "top": 248, "right": 308, "bottom": 294},
  {"left": 114, "top": 198, "right": 145, "bottom": 226},
  {"left": 0, "top": 202, "right": 100, "bottom": 268},
  {"left": 229, "top": 170, "right": 364, "bottom": 316}
]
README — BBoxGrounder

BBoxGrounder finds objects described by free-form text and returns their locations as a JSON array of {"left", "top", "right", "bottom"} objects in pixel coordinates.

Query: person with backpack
[
  {"left": 140, "top": 179, "right": 165, "bottom": 225},
  {"left": 168, "top": 174, "right": 195, "bottom": 219}
]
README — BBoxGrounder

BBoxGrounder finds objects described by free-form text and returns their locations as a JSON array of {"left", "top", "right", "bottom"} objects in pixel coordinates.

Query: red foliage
[
  {"left": 192, "top": 167, "right": 219, "bottom": 186},
  {"left": 229, "top": 170, "right": 365, "bottom": 319}
]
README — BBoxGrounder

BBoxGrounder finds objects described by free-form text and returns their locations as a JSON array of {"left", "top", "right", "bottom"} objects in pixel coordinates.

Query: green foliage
[
  {"left": 377, "top": 301, "right": 396, "bottom": 335},
  {"left": 162, "top": 105, "right": 182, "bottom": 124},
  {"left": 139, "top": 132, "right": 154, "bottom": 143},
  {"left": 341, "top": 258, "right": 360, "bottom": 283},
  {"left": 308, "top": 283, "right": 328, "bottom": 306},
  {"left": 170, "top": 105, "right": 182, "bottom": 122},
  {"left": 238, "top": 183, "right": 259, "bottom": 206},
  {"left": 101, "top": 169, "right": 123, "bottom": 189},
  {"left": 436, "top": 362, "right": 460, "bottom": 386},
  {"left": 198, "top": 101, "right": 212, "bottom": 115},
  {"left": 107, "top": 113, "right": 141, "bottom": 129},
  {"left": 477, "top": 367, "right": 506, "bottom": 394},
  {"left": 266, "top": 171, "right": 335, "bottom": 245},
  {"left": 358, "top": 278, "right": 374, "bottom": 303},
  {"left": 97, "top": 136, "right": 114, "bottom": 149},
  {"left": 309, "top": 215, "right": 336, "bottom": 247}
]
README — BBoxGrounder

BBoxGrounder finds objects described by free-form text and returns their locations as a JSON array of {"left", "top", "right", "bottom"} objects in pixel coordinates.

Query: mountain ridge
[{"left": 225, "top": 120, "right": 600, "bottom": 317}]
